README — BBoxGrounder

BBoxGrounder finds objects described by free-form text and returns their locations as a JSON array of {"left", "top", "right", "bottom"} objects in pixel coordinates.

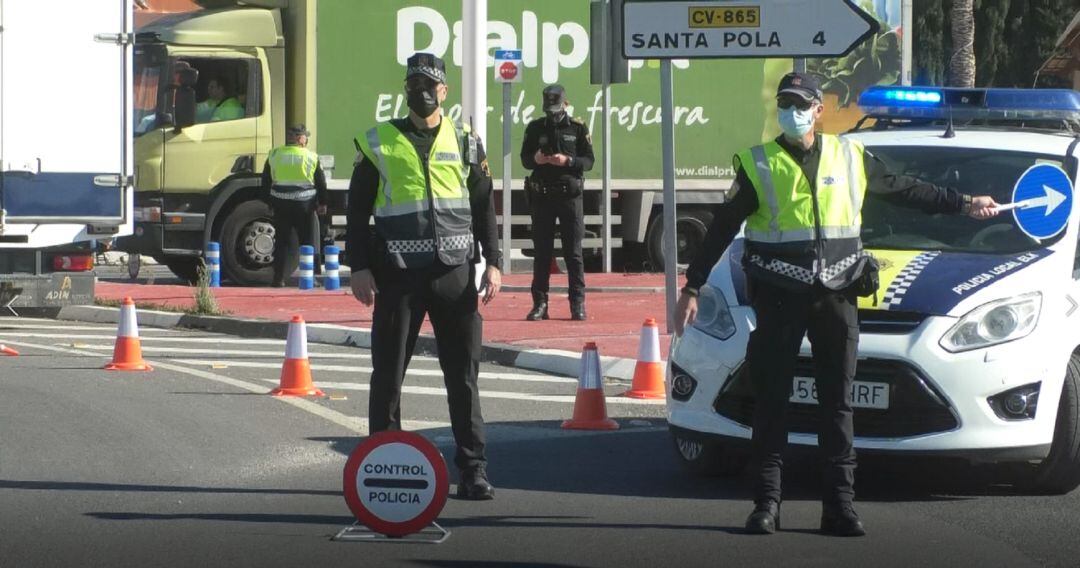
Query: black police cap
[
  {"left": 406, "top": 52, "right": 447, "bottom": 84},
  {"left": 776, "top": 72, "right": 823, "bottom": 102}
]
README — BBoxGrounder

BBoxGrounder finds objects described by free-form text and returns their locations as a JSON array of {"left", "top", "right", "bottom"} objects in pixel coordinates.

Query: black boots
[
  {"left": 570, "top": 300, "right": 586, "bottom": 321},
  {"left": 820, "top": 502, "right": 866, "bottom": 537},
  {"left": 525, "top": 296, "right": 585, "bottom": 321},
  {"left": 456, "top": 466, "right": 495, "bottom": 500},
  {"left": 745, "top": 500, "right": 780, "bottom": 534},
  {"left": 526, "top": 301, "right": 549, "bottom": 321}
]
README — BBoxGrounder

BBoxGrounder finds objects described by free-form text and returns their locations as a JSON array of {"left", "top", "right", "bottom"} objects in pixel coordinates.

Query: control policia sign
[
  {"left": 342, "top": 431, "right": 450, "bottom": 538},
  {"left": 622, "top": 0, "right": 879, "bottom": 59}
]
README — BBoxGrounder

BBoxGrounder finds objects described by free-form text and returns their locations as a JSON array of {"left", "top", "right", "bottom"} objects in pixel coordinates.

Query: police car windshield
[{"left": 861, "top": 146, "right": 1066, "bottom": 254}]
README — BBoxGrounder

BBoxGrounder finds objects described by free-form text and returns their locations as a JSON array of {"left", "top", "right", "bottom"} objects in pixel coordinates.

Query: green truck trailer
[{"left": 122, "top": 0, "right": 894, "bottom": 284}]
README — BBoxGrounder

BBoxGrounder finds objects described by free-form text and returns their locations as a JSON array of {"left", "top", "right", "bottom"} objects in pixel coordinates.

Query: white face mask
[{"left": 778, "top": 106, "right": 816, "bottom": 138}]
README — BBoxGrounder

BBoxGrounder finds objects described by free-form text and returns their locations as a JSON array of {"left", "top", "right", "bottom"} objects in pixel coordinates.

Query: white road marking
[
  {"left": 260, "top": 379, "right": 665, "bottom": 406},
  {"left": 59, "top": 344, "right": 380, "bottom": 360},
  {"left": 1, "top": 333, "right": 289, "bottom": 345},
  {"left": 170, "top": 359, "right": 578, "bottom": 384},
  {"left": 0, "top": 323, "right": 178, "bottom": 333},
  {"left": 0, "top": 338, "right": 446, "bottom": 433}
]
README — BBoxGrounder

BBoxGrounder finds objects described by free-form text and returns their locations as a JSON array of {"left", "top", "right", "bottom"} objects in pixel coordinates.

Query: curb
[
  {"left": 501, "top": 285, "right": 665, "bottom": 294},
  {"left": 54, "top": 305, "right": 640, "bottom": 382}
]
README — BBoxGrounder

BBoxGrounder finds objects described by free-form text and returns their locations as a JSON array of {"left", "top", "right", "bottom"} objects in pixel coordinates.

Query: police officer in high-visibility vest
[
  {"left": 262, "top": 124, "right": 327, "bottom": 287},
  {"left": 347, "top": 53, "right": 502, "bottom": 500},
  {"left": 674, "top": 73, "right": 1001, "bottom": 536}
]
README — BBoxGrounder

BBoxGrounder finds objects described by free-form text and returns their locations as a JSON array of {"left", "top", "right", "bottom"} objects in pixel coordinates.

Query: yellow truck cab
[{"left": 125, "top": 0, "right": 334, "bottom": 285}]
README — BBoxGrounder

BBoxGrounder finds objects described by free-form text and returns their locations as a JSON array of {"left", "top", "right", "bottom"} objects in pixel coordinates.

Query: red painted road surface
[{"left": 96, "top": 273, "right": 674, "bottom": 360}]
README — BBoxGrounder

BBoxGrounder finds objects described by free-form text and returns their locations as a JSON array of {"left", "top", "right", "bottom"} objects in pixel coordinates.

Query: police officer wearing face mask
[
  {"left": 347, "top": 52, "right": 503, "bottom": 500},
  {"left": 521, "top": 84, "right": 595, "bottom": 321},
  {"left": 673, "top": 72, "right": 1001, "bottom": 537}
]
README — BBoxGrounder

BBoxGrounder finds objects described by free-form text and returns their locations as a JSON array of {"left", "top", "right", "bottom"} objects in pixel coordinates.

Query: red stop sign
[{"left": 499, "top": 61, "right": 518, "bottom": 81}]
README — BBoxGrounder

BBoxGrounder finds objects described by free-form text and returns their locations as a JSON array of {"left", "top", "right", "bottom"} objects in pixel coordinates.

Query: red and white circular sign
[
  {"left": 499, "top": 61, "right": 518, "bottom": 81},
  {"left": 343, "top": 431, "right": 449, "bottom": 537}
]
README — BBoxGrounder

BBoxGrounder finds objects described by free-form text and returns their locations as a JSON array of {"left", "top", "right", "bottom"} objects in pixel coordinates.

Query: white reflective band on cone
[
  {"left": 118, "top": 303, "right": 140, "bottom": 338},
  {"left": 637, "top": 325, "right": 661, "bottom": 363},
  {"left": 300, "top": 254, "right": 314, "bottom": 263},
  {"left": 299, "top": 270, "right": 314, "bottom": 278},
  {"left": 326, "top": 269, "right": 339, "bottom": 278},
  {"left": 326, "top": 254, "right": 339, "bottom": 264},
  {"left": 579, "top": 347, "right": 602, "bottom": 390},
  {"left": 205, "top": 251, "right": 220, "bottom": 259},
  {"left": 285, "top": 320, "right": 308, "bottom": 359}
]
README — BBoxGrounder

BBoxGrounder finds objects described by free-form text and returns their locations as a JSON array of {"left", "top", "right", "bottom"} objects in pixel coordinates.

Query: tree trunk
[{"left": 949, "top": 0, "right": 976, "bottom": 87}]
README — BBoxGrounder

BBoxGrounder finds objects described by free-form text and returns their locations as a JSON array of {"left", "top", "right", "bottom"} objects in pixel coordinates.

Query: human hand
[
  {"left": 350, "top": 269, "right": 377, "bottom": 306},
  {"left": 548, "top": 153, "right": 571, "bottom": 167},
  {"left": 971, "top": 196, "right": 1001, "bottom": 219},
  {"left": 534, "top": 150, "right": 549, "bottom": 165},
  {"left": 673, "top": 291, "right": 698, "bottom": 337},
  {"left": 479, "top": 266, "right": 501, "bottom": 305}
]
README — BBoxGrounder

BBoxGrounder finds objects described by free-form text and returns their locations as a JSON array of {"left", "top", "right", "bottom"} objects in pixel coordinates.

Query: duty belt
[{"left": 271, "top": 188, "right": 317, "bottom": 201}]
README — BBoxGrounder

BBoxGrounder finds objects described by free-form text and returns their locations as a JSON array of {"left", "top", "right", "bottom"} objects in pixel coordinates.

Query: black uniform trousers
[
  {"left": 270, "top": 197, "right": 316, "bottom": 285},
  {"left": 747, "top": 278, "right": 858, "bottom": 506},
  {"left": 369, "top": 260, "right": 486, "bottom": 471},
  {"left": 530, "top": 194, "right": 586, "bottom": 303}
]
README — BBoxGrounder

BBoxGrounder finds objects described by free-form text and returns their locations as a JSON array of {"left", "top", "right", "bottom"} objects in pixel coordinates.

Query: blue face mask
[{"left": 778, "top": 106, "right": 815, "bottom": 138}]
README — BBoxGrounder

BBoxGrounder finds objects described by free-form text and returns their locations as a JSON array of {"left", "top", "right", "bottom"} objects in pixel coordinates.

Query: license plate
[{"left": 790, "top": 377, "right": 890, "bottom": 410}]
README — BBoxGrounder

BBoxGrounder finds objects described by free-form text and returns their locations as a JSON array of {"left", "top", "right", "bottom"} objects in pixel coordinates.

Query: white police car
[{"left": 669, "top": 87, "right": 1080, "bottom": 494}]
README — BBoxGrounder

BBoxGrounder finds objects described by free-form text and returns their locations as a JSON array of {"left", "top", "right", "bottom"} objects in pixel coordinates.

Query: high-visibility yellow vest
[
  {"left": 267, "top": 144, "right": 320, "bottom": 202},
  {"left": 356, "top": 119, "right": 473, "bottom": 269},
  {"left": 734, "top": 134, "right": 868, "bottom": 288}
]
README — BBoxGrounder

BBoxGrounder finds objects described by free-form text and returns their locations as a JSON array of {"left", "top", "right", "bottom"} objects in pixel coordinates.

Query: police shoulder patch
[{"left": 572, "top": 116, "right": 585, "bottom": 125}]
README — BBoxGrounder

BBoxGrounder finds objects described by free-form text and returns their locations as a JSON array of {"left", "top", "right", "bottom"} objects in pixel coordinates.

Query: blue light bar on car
[{"left": 858, "top": 86, "right": 1080, "bottom": 122}]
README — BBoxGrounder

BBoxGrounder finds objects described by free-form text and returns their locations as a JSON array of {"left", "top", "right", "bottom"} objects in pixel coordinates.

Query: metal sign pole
[
  {"left": 660, "top": 60, "right": 677, "bottom": 333},
  {"left": 601, "top": 0, "right": 613, "bottom": 273},
  {"left": 502, "top": 81, "right": 513, "bottom": 274},
  {"left": 902, "top": 0, "right": 913, "bottom": 85}
]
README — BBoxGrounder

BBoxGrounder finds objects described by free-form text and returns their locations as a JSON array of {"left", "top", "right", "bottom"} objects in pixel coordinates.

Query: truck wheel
[
  {"left": 671, "top": 432, "right": 748, "bottom": 477},
  {"left": 219, "top": 200, "right": 277, "bottom": 287},
  {"left": 1023, "top": 354, "right": 1080, "bottom": 495},
  {"left": 163, "top": 256, "right": 201, "bottom": 284},
  {"left": 646, "top": 208, "right": 713, "bottom": 271}
]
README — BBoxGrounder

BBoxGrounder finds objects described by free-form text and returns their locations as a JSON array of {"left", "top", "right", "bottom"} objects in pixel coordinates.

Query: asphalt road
[{"left": 2, "top": 318, "right": 1079, "bottom": 567}]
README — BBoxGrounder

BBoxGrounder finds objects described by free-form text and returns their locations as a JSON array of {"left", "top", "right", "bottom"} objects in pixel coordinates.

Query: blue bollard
[
  {"left": 205, "top": 241, "right": 221, "bottom": 287},
  {"left": 299, "top": 245, "right": 315, "bottom": 290},
  {"left": 323, "top": 245, "right": 341, "bottom": 291}
]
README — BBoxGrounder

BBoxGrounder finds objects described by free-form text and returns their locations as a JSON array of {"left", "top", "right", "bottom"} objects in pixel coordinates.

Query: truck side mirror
[
  {"left": 171, "top": 65, "right": 199, "bottom": 130},
  {"left": 173, "top": 88, "right": 196, "bottom": 130}
]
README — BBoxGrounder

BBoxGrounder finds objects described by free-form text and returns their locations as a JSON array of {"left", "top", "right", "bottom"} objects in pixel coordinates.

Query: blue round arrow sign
[{"left": 1011, "top": 163, "right": 1073, "bottom": 240}]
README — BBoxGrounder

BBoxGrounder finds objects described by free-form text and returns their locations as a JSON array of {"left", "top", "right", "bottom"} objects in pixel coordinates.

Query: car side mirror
[{"left": 172, "top": 88, "right": 196, "bottom": 130}]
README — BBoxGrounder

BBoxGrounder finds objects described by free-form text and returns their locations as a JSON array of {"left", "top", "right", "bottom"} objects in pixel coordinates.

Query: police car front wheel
[{"left": 1022, "top": 353, "right": 1080, "bottom": 495}]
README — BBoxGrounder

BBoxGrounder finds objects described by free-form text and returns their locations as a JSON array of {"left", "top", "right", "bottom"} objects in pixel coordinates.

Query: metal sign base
[{"left": 332, "top": 521, "right": 450, "bottom": 544}]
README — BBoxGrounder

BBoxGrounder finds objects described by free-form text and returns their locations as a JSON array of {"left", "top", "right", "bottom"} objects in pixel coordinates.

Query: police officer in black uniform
[
  {"left": 521, "top": 84, "right": 594, "bottom": 321},
  {"left": 262, "top": 124, "right": 327, "bottom": 287},
  {"left": 347, "top": 53, "right": 502, "bottom": 500},
  {"left": 674, "top": 73, "right": 1001, "bottom": 536}
]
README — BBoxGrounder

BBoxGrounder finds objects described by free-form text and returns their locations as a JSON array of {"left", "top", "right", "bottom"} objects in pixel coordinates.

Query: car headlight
[
  {"left": 692, "top": 285, "right": 737, "bottom": 340},
  {"left": 940, "top": 292, "right": 1041, "bottom": 353}
]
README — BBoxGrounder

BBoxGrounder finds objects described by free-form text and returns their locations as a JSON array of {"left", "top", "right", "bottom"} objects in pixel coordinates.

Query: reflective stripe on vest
[
  {"left": 738, "top": 134, "right": 867, "bottom": 244},
  {"left": 268, "top": 145, "right": 319, "bottom": 201},
  {"left": 356, "top": 119, "right": 473, "bottom": 268}
]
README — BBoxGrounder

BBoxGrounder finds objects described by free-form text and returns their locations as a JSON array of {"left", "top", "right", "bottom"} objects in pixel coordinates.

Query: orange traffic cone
[
  {"left": 549, "top": 257, "right": 562, "bottom": 275},
  {"left": 271, "top": 315, "right": 324, "bottom": 397},
  {"left": 622, "top": 318, "right": 666, "bottom": 399},
  {"left": 562, "top": 342, "right": 619, "bottom": 430},
  {"left": 0, "top": 344, "right": 18, "bottom": 356},
  {"left": 105, "top": 297, "right": 153, "bottom": 371}
]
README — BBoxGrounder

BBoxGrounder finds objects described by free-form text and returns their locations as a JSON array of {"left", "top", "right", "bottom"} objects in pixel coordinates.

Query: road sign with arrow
[
  {"left": 1009, "top": 164, "right": 1073, "bottom": 241},
  {"left": 622, "top": 0, "right": 879, "bottom": 59}
]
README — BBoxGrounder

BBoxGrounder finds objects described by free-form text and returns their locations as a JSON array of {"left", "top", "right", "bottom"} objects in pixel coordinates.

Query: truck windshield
[
  {"left": 133, "top": 48, "right": 163, "bottom": 136},
  {"left": 862, "top": 146, "right": 1068, "bottom": 254}
]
